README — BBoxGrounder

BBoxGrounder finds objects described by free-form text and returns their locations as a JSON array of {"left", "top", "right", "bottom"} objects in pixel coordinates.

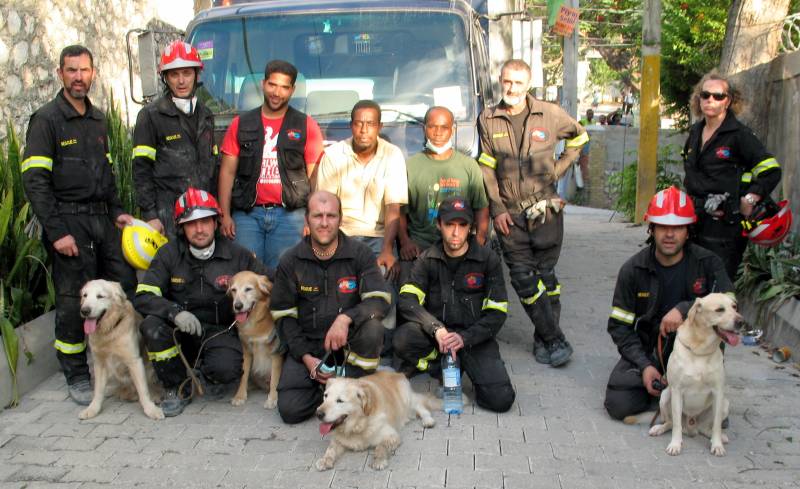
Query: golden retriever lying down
[
  {"left": 228, "top": 271, "right": 283, "bottom": 409},
  {"left": 649, "top": 293, "right": 741, "bottom": 456},
  {"left": 79, "top": 279, "right": 163, "bottom": 420},
  {"left": 315, "top": 371, "right": 440, "bottom": 470}
]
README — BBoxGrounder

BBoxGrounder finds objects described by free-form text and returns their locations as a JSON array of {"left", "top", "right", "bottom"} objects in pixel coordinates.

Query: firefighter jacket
[
  {"left": 132, "top": 95, "right": 218, "bottom": 221},
  {"left": 398, "top": 236, "right": 509, "bottom": 347},
  {"left": 231, "top": 106, "right": 311, "bottom": 210},
  {"left": 21, "top": 89, "right": 125, "bottom": 242},
  {"left": 134, "top": 236, "right": 268, "bottom": 326},
  {"left": 683, "top": 110, "right": 781, "bottom": 217},
  {"left": 270, "top": 232, "right": 391, "bottom": 362},
  {"left": 477, "top": 93, "right": 588, "bottom": 217},
  {"left": 607, "top": 243, "right": 733, "bottom": 372}
]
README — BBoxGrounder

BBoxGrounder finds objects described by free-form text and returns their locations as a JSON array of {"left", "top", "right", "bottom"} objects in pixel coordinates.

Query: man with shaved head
[{"left": 270, "top": 190, "right": 392, "bottom": 423}]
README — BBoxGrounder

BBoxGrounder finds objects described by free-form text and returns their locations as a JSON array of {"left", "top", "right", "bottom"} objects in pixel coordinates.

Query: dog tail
[{"left": 415, "top": 392, "right": 442, "bottom": 411}]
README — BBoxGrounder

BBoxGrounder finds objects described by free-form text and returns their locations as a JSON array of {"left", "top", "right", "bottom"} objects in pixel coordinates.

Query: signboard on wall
[{"left": 553, "top": 6, "right": 579, "bottom": 36}]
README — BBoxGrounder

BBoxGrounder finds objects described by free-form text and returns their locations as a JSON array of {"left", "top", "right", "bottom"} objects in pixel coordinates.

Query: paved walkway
[{"left": 1, "top": 207, "right": 799, "bottom": 488}]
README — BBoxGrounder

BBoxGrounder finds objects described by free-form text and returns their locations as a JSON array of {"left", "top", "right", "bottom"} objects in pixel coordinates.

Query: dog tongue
[
  {"left": 84, "top": 318, "right": 98, "bottom": 335},
  {"left": 235, "top": 311, "right": 249, "bottom": 324},
  {"left": 719, "top": 329, "right": 740, "bottom": 347},
  {"left": 319, "top": 422, "right": 334, "bottom": 436}
]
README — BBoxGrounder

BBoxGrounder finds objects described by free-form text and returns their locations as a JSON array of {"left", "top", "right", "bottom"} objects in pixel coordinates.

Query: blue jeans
[{"left": 233, "top": 206, "right": 304, "bottom": 269}]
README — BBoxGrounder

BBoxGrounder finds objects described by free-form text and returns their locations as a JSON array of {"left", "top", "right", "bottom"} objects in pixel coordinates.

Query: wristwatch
[
  {"left": 431, "top": 324, "right": 444, "bottom": 337},
  {"left": 744, "top": 193, "right": 757, "bottom": 205}
]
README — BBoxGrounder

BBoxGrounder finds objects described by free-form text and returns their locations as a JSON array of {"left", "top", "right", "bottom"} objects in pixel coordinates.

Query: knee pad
[{"left": 509, "top": 266, "right": 540, "bottom": 298}]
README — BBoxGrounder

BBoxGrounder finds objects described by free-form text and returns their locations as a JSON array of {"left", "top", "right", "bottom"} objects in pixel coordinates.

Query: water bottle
[{"left": 441, "top": 351, "right": 463, "bottom": 414}]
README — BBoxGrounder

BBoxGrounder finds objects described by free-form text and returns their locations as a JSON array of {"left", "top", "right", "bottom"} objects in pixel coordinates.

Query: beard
[
  {"left": 66, "top": 82, "right": 90, "bottom": 99},
  {"left": 502, "top": 94, "right": 524, "bottom": 107}
]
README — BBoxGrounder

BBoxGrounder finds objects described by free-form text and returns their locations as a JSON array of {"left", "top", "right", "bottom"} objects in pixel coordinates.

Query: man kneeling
[{"left": 395, "top": 198, "right": 515, "bottom": 412}]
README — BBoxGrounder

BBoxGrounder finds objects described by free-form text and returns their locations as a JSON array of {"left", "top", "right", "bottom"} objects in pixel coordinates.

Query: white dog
[
  {"left": 315, "top": 371, "right": 439, "bottom": 470},
  {"left": 649, "top": 293, "right": 741, "bottom": 456},
  {"left": 79, "top": 280, "right": 163, "bottom": 420}
]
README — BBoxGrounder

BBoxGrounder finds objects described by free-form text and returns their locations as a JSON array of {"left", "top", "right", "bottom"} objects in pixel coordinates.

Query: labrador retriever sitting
[
  {"left": 649, "top": 293, "right": 741, "bottom": 456},
  {"left": 79, "top": 279, "right": 164, "bottom": 420},
  {"left": 315, "top": 371, "right": 440, "bottom": 471}
]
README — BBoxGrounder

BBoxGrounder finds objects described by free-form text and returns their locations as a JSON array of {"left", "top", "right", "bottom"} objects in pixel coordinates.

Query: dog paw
[
  {"left": 649, "top": 424, "right": 667, "bottom": 437},
  {"left": 78, "top": 406, "right": 99, "bottom": 420},
  {"left": 145, "top": 405, "right": 165, "bottom": 420},
  {"left": 665, "top": 441, "right": 682, "bottom": 455},
  {"left": 314, "top": 457, "right": 333, "bottom": 471},
  {"left": 264, "top": 395, "right": 277, "bottom": 409},
  {"left": 710, "top": 443, "right": 726, "bottom": 456},
  {"left": 421, "top": 416, "right": 435, "bottom": 428},
  {"left": 369, "top": 457, "right": 389, "bottom": 471},
  {"left": 231, "top": 396, "right": 246, "bottom": 407}
]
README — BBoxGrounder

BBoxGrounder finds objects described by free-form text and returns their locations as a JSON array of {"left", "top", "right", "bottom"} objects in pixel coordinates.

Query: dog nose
[
  {"left": 80, "top": 307, "right": 91, "bottom": 317},
  {"left": 316, "top": 408, "right": 325, "bottom": 420},
  {"left": 234, "top": 301, "right": 243, "bottom": 311}
]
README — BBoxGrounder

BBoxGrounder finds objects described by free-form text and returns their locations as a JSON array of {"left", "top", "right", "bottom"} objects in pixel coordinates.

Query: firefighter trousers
[
  {"left": 277, "top": 317, "right": 384, "bottom": 424},
  {"left": 604, "top": 357, "right": 660, "bottom": 420},
  {"left": 695, "top": 215, "right": 747, "bottom": 282},
  {"left": 140, "top": 316, "right": 243, "bottom": 389},
  {"left": 47, "top": 213, "right": 136, "bottom": 385},
  {"left": 393, "top": 321, "right": 516, "bottom": 413}
]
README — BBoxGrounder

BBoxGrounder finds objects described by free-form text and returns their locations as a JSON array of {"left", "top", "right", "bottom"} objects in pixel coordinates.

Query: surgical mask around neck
[
  {"left": 172, "top": 96, "right": 197, "bottom": 115},
  {"left": 425, "top": 139, "right": 453, "bottom": 155},
  {"left": 502, "top": 94, "right": 525, "bottom": 107},
  {"left": 189, "top": 239, "right": 215, "bottom": 260}
]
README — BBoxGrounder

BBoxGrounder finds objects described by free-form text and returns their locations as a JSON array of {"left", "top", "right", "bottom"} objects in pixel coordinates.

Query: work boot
[
  {"left": 193, "top": 369, "right": 229, "bottom": 401},
  {"left": 533, "top": 336, "right": 551, "bottom": 364},
  {"left": 547, "top": 338, "right": 574, "bottom": 367},
  {"left": 160, "top": 387, "right": 192, "bottom": 417},
  {"left": 67, "top": 379, "right": 93, "bottom": 406}
]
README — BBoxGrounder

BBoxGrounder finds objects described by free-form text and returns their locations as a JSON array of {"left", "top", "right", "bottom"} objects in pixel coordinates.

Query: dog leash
[
  {"left": 174, "top": 320, "right": 238, "bottom": 400},
  {"left": 649, "top": 333, "right": 669, "bottom": 428}
]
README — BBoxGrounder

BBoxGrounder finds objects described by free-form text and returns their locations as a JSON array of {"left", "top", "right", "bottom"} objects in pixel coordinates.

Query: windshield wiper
[{"left": 380, "top": 108, "right": 424, "bottom": 125}]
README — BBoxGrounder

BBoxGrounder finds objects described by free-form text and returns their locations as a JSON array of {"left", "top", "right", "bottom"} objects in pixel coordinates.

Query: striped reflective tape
[
  {"left": 54, "top": 339, "right": 86, "bottom": 354},
  {"left": 399, "top": 284, "right": 426, "bottom": 305},
  {"left": 610, "top": 306, "right": 635, "bottom": 325},
  {"left": 740, "top": 172, "right": 752, "bottom": 183},
  {"left": 565, "top": 132, "right": 590, "bottom": 148},
  {"left": 132, "top": 145, "right": 157, "bottom": 161},
  {"left": 106, "top": 152, "right": 113, "bottom": 164},
  {"left": 345, "top": 352, "right": 380, "bottom": 370},
  {"left": 546, "top": 284, "right": 562, "bottom": 296},
  {"left": 478, "top": 152, "right": 497, "bottom": 169},
  {"left": 136, "top": 283, "right": 162, "bottom": 296},
  {"left": 21, "top": 156, "right": 54, "bottom": 173},
  {"left": 361, "top": 290, "right": 392, "bottom": 304},
  {"left": 271, "top": 307, "right": 298, "bottom": 320},
  {"left": 416, "top": 348, "right": 439, "bottom": 371},
  {"left": 751, "top": 157, "right": 779, "bottom": 176},
  {"left": 148, "top": 345, "right": 179, "bottom": 362},
  {"left": 482, "top": 298, "right": 509, "bottom": 313},
  {"left": 520, "top": 279, "right": 547, "bottom": 305}
]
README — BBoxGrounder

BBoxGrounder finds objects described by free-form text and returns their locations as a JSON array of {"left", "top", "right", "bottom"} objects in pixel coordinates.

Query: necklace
[{"left": 312, "top": 243, "right": 337, "bottom": 258}]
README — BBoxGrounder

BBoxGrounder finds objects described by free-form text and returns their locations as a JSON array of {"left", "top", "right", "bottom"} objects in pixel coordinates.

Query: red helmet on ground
[
  {"left": 174, "top": 188, "right": 221, "bottom": 225},
  {"left": 644, "top": 186, "right": 697, "bottom": 226},
  {"left": 742, "top": 199, "right": 793, "bottom": 247},
  {"left": 159, "top": 40, "right": 203, "bottom": 73}
]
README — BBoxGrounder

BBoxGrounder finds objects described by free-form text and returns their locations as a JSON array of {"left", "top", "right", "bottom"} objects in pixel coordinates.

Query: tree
[{"left": 719, "top": 0, "right": 791, "bottom": 74}]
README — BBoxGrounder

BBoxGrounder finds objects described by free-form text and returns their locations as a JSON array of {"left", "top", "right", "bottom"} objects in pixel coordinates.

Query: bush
[
  {"left": 736, "top": 234, "right": 800, "bottom": 326},
  {"left": 607, "top": 145, "right": 683, "bottom": 221}
]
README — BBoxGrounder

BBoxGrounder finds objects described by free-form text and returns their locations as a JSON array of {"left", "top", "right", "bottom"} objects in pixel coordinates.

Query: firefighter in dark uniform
[
  {"left": 604, "top": 187, "right": 733, "bottom": 421},
  {"left": 395, "top": 198, "right": 515, "bottom": 413},
  {"left": 683, "top": 72, "right": 782, "bottom": 281},
  {"left": 132, "top": 40, "right": 218, "bottom": 239},
  {"left": 134, "top": 188, "right": 268, "bottom": 417},
  {"left": 21, "top": 45, "right": 137, "bottom": 406},
  {"left": 270, "top": 191, "right": 391, "bottom": 424},
  {"left": 477, "top": 59, "right": 588, "bottom": 367}
]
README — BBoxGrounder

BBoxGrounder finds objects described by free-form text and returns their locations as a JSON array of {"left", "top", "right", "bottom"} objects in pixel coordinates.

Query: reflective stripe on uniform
[
  {"left": 546, "top": 284, "right": 561, "bottom": 296},
  {"left": 54, "top": 339, "right": 86, "bottom": 354},
  {"left": 399, "top": 284, "right": 426, "bottom": 305},
  {"left": 565, "top": 132, "right": 590, "bottom": 148},
  {"left": 132, "top": 145, "right": 157, "bottom": 161},
  {"left": 106, "top": 153, "right": 113, "bottom": 164},
  {"left": 416, "top": 348, "right": 439, "bottom": 371},
  {"left": 751, "top": 157, "right": 779, "bottom": 176},
  {"left": 361, "top": 290, "right": 392, "bottom": 304},
  {"left": 478, "top": 152, "right": 497, "bottom": 169},
  {"left": 136, "top": 283, "right": 162, "bottom": 296},
  {"left": 271, "top": 307, "right": 298, "bottom": 320},
  {"left": 148, "top": 345, "right": 179, "bottom": 362},
  {"left": 21, "top": 156, "right": 54, "bottom": 173},
  {"left": 520, "top": 279, "right": 547, "bottom": 305},
  {"left": 740, "top": 172, "right": 752, "bottom": 183},
  {"left": 610, "top": 306, "right": 635, "bottom": 325},
  {"left": 482, "top": 298, "right": 509, "bottom": 313},
  {"left": 345, "top": 352, "right": 380, "bottom": 370}
]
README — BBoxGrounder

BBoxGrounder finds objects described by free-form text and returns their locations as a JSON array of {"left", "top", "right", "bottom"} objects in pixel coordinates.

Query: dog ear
[
  {"left": 356, "top": 382, "right": 373, "bottom": 416},
  {"left": 257, "top": 275, "right": 273, "bottom": 296},
  {"left": 111, "top": 281, "right": 127, "bottom": 304},
  {"left": 686, "top": 298, "right": 700, "bottom": 324}
]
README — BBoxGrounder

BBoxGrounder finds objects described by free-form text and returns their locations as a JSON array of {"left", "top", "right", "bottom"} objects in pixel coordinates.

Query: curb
[
  {"left": 0, "top": 311, "right": 59, "bottom": 408},
  {"left": 740, "top": 294, "right": 800, "bottom": 358}
]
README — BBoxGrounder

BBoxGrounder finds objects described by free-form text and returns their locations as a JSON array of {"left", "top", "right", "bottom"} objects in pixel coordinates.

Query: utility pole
[
  {"left": 561, "top": 0, "right": 579, "bottom": 118},
  {"left": 634, "top": 0, "right": 661, "bottom": 224}
]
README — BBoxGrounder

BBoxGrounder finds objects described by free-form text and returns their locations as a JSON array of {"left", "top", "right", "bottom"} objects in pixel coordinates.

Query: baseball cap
[{"left": 438, "top": 197, "right": 473, "bottom": 224}]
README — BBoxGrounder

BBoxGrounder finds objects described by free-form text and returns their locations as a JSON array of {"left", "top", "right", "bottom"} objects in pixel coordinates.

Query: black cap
[{"left": 438, "top": 197, "right": 473, "bottom": 224}]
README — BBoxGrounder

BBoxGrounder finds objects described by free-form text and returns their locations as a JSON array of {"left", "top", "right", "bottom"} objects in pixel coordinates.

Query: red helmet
[
  {"left": 644, "top": 186, "right": 697, "bottom": 226},
  {"left": 174, "top": 188, "right": 221, "bottom": 225},
  {"left": 742, "top": 199, "right": 793, "bottom": 247},
  {"left": 159, "top": 40, "right": 203, "bottom": 73}
]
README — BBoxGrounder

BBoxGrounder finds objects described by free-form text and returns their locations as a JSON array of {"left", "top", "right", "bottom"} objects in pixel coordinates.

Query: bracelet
[
  {"left": 744, "top": 194, "right": 757, "bottom": 205},
  {"left": 431, "top": 324, "right": 444, "bottom": 337}
]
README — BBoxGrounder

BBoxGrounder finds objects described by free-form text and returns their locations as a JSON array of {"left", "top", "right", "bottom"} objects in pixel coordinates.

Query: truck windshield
[{"left": 188, "top": 10, "right": 473, "bottom": 123}]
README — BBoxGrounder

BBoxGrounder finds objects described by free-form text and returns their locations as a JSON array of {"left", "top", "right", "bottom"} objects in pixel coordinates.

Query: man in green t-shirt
[{"left": 396, "top": 106, "right": 489, "bottom": 281}]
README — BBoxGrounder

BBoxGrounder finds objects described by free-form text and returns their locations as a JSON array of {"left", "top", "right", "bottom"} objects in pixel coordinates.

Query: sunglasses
[{"left": 700, "top": 91, "right": 728, "bottom": 101}]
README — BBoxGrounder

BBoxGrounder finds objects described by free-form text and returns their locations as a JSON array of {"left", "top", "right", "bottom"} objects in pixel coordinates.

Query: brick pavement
[{"left": 1, "top": 206, "right": 799, "bottom": 488}]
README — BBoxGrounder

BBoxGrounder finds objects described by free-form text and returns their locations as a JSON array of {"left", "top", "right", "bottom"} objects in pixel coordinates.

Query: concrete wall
[{"left": 0, "top": 0, "right": 195, "bottom": 141}]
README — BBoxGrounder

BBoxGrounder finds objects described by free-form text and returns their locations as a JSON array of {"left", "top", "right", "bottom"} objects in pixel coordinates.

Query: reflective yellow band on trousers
[{"left": 54, "top": 340, "right": 86, "bottom": 354}]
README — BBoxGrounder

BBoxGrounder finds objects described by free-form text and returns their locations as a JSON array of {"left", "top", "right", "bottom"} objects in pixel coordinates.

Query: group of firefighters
[{"left": 20, "top": 40, "right": 790, "bottom": 422}]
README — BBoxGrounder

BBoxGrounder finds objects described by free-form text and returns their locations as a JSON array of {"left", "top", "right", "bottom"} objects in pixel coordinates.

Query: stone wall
[{"left": 0, "top": 0, "right": 195, "bottom": 142}]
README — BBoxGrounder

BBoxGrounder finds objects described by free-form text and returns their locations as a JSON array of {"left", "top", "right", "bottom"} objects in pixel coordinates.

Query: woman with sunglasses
[{"left": 682, "top": 71, "right": 782, "bottom": 281}]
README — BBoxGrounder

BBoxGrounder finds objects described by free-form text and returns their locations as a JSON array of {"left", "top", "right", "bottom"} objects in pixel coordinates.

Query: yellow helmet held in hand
[{"left": 121, "top": 219, "right": 168, "bottom": 270}]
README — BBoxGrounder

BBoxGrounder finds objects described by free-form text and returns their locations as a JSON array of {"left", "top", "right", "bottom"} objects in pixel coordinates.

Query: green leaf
[
  {"left": 1, "top": 314, "right": 20, "bottom": 408},
  {"left": 0, "top": 189, "right": 13, "bottom": 247}
]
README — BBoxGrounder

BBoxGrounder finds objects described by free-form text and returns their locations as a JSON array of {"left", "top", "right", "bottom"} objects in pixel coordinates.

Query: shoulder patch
[
  {"left": 465, "top": 272, "right": 485, "bottom": 289},
  {"left": 337, "top": 276, "right": 358, "bottom": 293}
]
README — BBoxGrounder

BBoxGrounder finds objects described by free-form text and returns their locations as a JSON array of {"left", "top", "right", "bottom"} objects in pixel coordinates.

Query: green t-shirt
[{"left": 405, "top": 150, "right": 489, "bottom": 248}]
